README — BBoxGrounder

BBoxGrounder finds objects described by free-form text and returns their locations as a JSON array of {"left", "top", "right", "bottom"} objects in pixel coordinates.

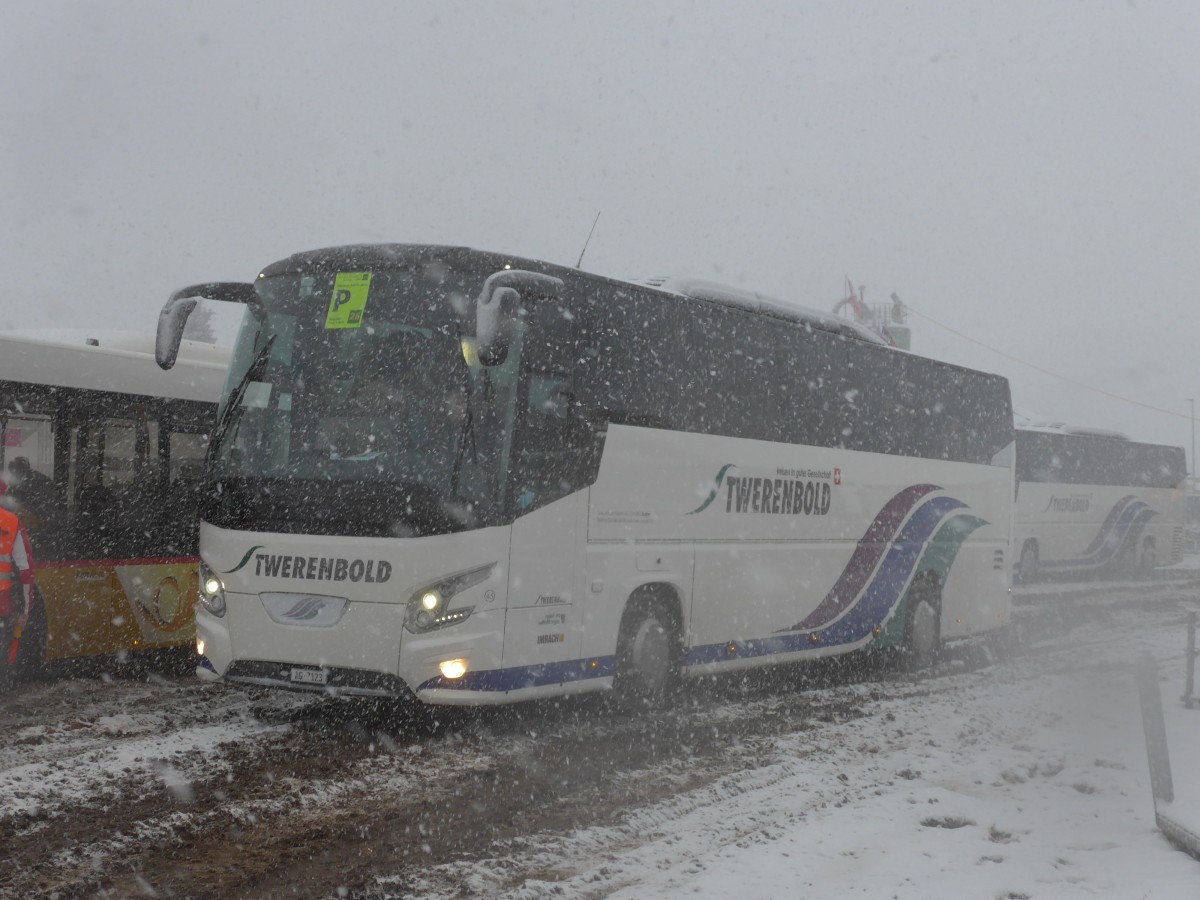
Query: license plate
[{"left": 290, "top": 667, "right": 328, "bottom": 685}]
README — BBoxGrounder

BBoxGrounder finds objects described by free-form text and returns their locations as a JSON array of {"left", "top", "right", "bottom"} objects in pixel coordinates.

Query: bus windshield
[{"left": 208, "top": 264, "right": 521, "bottom": 537}]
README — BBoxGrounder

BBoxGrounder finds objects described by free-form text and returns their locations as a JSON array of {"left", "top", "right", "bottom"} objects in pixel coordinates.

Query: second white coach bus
[
  {"left": 157, "top": 245, "right": 1015, "bottom": 705},
  {"left": 1013, "top": 424, "right": 1187, "bottom": 582}
]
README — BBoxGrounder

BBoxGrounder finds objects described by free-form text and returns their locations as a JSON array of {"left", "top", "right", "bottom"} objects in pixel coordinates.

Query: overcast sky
[{"left": 2, "top": 1, "right": 1197, "bottom": 460}]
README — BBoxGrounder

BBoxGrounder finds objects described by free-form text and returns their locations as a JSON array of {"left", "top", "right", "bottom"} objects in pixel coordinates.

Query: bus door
[{"left": 501, "top": 366, "right": 596, "bottom": 677}]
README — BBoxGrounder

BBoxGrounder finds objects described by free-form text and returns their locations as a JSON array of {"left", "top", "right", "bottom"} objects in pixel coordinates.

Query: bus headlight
[
  {"left": 405, "top": 562, "right": 495, "bottom": 633},
  {"left": 199, "top": 561, "right": 227, "bottom": 618}
]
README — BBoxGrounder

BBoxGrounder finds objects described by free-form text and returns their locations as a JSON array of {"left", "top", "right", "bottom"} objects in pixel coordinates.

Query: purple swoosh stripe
[{"left": 792, "top": 483, "right": 940, "bottom": 631}]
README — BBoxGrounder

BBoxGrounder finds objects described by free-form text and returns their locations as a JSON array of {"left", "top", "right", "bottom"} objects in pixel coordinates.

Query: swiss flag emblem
[{"left": 833, "top": 468, "right": 842, "bottom": 485}]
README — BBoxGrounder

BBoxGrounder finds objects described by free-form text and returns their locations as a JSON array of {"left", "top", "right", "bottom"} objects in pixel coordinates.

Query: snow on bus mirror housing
[
  {"left": 475, "top": 286, "right": 519, "bottom": 366},
  {"left": 155, "top": 281, "right": 259, "bottom": 370},
  {"left": 474, "top": 269, "right": 564, "bottom": 366},
  {"left": 156, "top": 295, "right": 197, "bottom": 370}
]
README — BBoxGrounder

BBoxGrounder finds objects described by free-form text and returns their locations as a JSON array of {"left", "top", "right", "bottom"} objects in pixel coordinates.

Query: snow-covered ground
[
  {"left": 2, "top": 588, "right": 1198, "bottom": 898},
  {"left": 400, "top": 598, "right": 1200, "bottom": 900}
]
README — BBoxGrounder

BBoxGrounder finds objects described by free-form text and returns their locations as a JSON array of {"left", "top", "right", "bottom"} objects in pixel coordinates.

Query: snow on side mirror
[
  {"left": 474, "top": 270, "right": 564, "bottom": 366},
  {"left": 475, "top": 286, "right": 520, "bottom": 366},
  {"left": 156, "top": 296, "right": 198, "bottom": 370},
  {"left": 155, "top": 282, "right": 258, "bottom": 369}
]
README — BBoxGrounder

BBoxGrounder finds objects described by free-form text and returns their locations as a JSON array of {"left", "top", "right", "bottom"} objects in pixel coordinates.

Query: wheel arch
[
  {"left": 1015, "top": 538, "right": 1039, "bottom": 583},
  {"left": 620, "top": 581, "right": 685, "bottom": 639},
  {"left": 611, "top": 580, "right": 687, "bottom": 706},
  {"left": 910, "top": 567, "right": 944, "bottom": 603}
]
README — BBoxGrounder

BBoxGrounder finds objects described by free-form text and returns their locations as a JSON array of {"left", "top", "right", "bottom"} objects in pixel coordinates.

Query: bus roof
[
  {"left": 640, "top": 276, "right": 889, "bottom": 345},
  {"left": 1018, "top": 422, "right": 1131, "bottom": 440},
  {"left": 0, "top": 330, "right": 231, "bottom": 404},
  {"left": 254, "top": 243, "right": 890, "bottom": 347}
]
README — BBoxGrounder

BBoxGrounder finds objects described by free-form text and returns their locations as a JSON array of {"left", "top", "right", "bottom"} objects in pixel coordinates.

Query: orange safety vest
[{"left": 0, "top": 506, "right": 21, "bottom": 618}]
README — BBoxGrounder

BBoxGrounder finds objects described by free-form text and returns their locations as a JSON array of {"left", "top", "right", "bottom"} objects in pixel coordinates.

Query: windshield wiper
[
  {"left": 207, "top": 334, "right": 277, "bottom": 467},
  {"left": 450, "top": 330, "right": 479, "bottom": 495}
]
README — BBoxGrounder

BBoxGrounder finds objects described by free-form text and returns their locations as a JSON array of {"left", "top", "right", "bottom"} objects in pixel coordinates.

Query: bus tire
[
  {"left": 15, "top": 587, "right": 48, "bottom": 682},
  {"left": 902, "top": 573, "right": 942, "bottom": 670},
  {"left": 1138, "top": 538, "right": 1157, "bottom": 578},
  {"left": 1016, "top": 541, "right": 1038, "bottom": 585},
  {"left": 613, "top": 593, "right": 681, "bottom": 709}
]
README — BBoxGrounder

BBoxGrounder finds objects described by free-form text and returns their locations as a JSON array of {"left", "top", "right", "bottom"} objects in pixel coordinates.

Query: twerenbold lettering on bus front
[{"left": 253, "top": 553, "right": 393, "bottom": 583}]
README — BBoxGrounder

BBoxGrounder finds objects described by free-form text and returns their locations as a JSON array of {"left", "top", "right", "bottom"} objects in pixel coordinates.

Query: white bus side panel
[{"left": 588, "top": 426, "right": 1011, "bottom": 667}]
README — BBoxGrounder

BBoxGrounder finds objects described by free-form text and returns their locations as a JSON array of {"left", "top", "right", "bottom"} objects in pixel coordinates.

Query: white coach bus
[
  {"left": 1013, "top": 424, "right": 1187, "bottom": 582},
  {"left": 156, "top": 245, "right": 1015, "bottom": 706}
]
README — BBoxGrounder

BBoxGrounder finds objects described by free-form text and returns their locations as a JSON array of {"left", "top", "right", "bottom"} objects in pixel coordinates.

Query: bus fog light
[
  {"left": 439, "top": 658, "right": 468, "bottom": 680},
  {"left": 196, "top": 637, "right": 205, "bottom": 657}
]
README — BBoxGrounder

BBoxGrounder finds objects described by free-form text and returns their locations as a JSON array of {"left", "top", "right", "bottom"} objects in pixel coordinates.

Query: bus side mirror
[
  {"left": 156, "top": 282, "right": 258, "bottom": 369},
  {"left": 156, "top": 296, "right": 198, "bottom": 370},
  {"left": 475, "top": 270, "right": 564, "bottom": 366},
  {"left": 475, "top": 286, "right": 520, "bottom": 366}
]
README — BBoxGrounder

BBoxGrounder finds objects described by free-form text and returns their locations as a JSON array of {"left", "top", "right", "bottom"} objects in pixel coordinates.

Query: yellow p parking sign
[{"left": 325, "top": 272, "right": 373, "bottom": 329}]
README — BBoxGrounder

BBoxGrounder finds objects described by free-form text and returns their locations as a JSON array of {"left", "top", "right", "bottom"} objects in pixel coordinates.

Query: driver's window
[
  {"left": 525, "top": 375, "right": 574, "bottom": 441},
  {"left": 510, "top": 371, "right": 596, "bottom": 514}
]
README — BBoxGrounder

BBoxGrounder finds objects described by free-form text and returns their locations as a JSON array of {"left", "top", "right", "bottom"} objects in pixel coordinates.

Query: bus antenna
[{"left": 575, "top": 211, "right": 601, "bottom": 268}]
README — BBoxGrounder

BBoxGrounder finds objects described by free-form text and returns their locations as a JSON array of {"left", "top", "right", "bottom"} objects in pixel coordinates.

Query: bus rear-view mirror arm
[
  {"left": 475, "top": 270, "right": 564, "bottom": 366},
  {"left": 156, "top": 282, "right": 259, "bottom": 370}
]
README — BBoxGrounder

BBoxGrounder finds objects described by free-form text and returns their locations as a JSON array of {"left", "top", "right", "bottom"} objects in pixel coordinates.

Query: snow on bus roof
[
  {"left": 0, "top": 329, "right": 231, "bottom": 404},
  {"left": 1018, "top": 421, "right": 1131, "bottom": 440},
  {"left": 639, "top": 275, "right": 889, "bottom": 345}
]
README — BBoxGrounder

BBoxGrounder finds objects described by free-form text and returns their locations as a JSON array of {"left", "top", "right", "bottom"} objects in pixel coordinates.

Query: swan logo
[
  {"left": 260, "top": 592, "right": 349, "bottom": 627},
  {"left": 281, "top": 597, "right": 327, "bottom": 621}
]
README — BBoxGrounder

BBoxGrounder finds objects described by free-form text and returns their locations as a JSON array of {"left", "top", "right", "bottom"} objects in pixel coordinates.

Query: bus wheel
[
  {"left": 15, "top": 588, "right": 48, "bottom": 682},
  {"left": 1016, "top": 541, "right": 1038, "bottom": 585},
  {"left": 1138, "top": 539, "right": 1157, "bottom": 577},
  {"left": 903, "top": 574, "right": 942, "bottom": 670},
  {"left": 613, "top": 598, "right": 680, "bottom": 708}
]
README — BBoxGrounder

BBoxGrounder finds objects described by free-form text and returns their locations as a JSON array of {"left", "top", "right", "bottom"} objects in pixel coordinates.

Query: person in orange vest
[{"left": 0, "top": 477, "right": 35, "bottom": 693}]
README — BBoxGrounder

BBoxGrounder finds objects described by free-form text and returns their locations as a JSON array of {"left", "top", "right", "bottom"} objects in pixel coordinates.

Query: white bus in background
[
  {"left": 156, "top": 245, "right": 1015, "bottom": 706},
  {"left": 1013, "top": 424, "right": 1187, "bottom": 582},
  {"left": 0, "top": 331, "right": 229, "bottom": 671}
]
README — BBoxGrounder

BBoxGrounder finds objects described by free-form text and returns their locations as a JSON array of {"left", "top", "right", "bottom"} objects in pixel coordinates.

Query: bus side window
[
  {"left": 0, "top": 414, "right": 61, "bottom": 552},
  {"left": 67, "top": 417, "right": 161, "bottom": 558},
  {"left": 165, "top": 431, "right": 209, "bottom": 554},
  {"left": 510, "top": 373, "right": 597, "bottom": 514}
]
